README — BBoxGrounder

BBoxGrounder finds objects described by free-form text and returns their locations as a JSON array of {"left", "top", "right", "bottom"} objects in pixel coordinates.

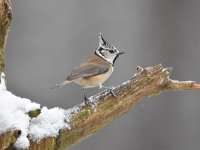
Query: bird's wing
[{"left": 66, "top": 63, "right": 109, "bottom": 81}]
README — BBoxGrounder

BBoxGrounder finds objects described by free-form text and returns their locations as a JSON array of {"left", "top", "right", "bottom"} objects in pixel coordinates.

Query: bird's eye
[{"left": 109, "top": 50, "right": 114, "bottom": 53}]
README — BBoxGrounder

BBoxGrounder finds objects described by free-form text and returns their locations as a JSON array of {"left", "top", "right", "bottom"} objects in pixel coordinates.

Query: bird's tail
[{"left": 51, "top": 80, "right": 71, "bottom": 89}]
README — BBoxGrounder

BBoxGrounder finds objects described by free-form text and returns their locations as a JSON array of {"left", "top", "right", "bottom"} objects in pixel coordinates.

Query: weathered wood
[
  {"left": 28, "top": 65, "right": 200, "bottom": 150},
  {"left": 0, "top": 130, "right": 21, "bottom": 149}
]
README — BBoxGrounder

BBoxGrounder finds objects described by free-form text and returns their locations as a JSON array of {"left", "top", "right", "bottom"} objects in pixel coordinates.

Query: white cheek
[
  {"left": 111, "top": 66, "right": 114, "bottom": 72},
  {"left": 106, "top": 55, "right": 115, "bottom": 63},
  {"left": 109, "top": 54, "right": 116, "bottom": 60}
]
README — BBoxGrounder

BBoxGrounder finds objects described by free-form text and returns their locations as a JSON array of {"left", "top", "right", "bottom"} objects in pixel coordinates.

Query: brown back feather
[{"left": 66, "top": 52, "right": 112, "bottom": 81}]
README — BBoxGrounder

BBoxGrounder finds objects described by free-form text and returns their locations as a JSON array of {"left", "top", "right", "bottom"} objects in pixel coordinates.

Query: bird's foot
[
  {"left": 100, "top": 86, "right": 117, "bottom": 98},
  {"left": 84, "top": 94, "right": 90, "bottom": 105},
  {"left": 109, "top": 88, "right": 117, "bottom": 98}
]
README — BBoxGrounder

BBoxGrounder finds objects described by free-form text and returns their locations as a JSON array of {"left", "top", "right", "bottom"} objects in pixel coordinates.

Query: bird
[{"left": 52, "top": 33, "right": 124, "bottom": 104}]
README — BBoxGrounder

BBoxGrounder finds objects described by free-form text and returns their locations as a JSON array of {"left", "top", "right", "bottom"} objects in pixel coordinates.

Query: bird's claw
[
  {"left": 84, "top": 94, "right": 90, "bottom": 105},
  {"left": 109, "top": 89, "right": 117, "bottom": 98}
]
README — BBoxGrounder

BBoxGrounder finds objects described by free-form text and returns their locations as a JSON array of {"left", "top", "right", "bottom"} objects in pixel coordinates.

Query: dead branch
[{"left": 29, "top": 64, "right": 200, "bottom": 150}]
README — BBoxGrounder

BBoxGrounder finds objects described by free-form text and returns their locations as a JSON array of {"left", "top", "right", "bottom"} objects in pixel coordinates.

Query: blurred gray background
[{"left": 5, "top": 0, "right": 200, "bottom": 150}]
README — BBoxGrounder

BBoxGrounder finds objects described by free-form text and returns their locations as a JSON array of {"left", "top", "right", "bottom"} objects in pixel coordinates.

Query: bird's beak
[{"left": 117, "top": 52, "right": 125, "bottom": 56}]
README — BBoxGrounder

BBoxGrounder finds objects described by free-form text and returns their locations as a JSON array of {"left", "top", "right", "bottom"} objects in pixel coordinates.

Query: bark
[
  {"left": 0, "top": 0, "right": 14, "bottom": 149},
  {"left": 0, "top": 0, "right": 12, "bottom": 72},
  {"left": 2, "top": 64, "right": 200, "bottom": 150}
]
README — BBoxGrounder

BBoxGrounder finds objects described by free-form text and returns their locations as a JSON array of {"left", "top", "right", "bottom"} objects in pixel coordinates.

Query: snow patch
[
  {"left": 0, "top": 73, "right": 40, "bottom": 149},
  {"left": 0, "top": 72, "right": 6, "bottom": 91},
  {"left": 0, "top": 72, "right": 102, "bottom": 148},
  {"left": 29, "top": 104, "right": 84, "bottom": 142},
  {"left": 29, "top": 107, "right": 69, "bottom": 142},
  {"left": 0, "top": 73, "right": 75, "bottom": 148},
  {"left": 14, "top": 136, "right": 30, "bottom": 149}
]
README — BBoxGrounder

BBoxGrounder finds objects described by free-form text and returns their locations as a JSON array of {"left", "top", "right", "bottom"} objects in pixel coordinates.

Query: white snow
[
  {"left": 29, "top": 104, "right": 84, "bottom": 142},
  {"left": 0, "top": 72, "right": 106, "bottom": 149},
  {"left": 0, "top": 72, "right": 6, "bottom": 91},
  {"left": 0, "top": 73, "right": 40, "bottom": 149},
  {"left": 29, "top": 107, "right": 70, "bottom": 142},
  {"left": 0, "top": 72, "right": 76, "bottom": 149},
  {"left": 14, "top": 136, "right": 30, "bottom": 149}
]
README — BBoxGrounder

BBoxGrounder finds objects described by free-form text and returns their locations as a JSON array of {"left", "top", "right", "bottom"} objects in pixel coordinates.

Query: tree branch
[
  {"left": 28, "top": 64, "right": 200, "bottom": 150},
  {"left": 0, "top": 0, "right": 12, "bottom": 72}
]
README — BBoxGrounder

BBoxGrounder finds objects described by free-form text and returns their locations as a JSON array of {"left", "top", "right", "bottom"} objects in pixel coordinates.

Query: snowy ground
[{"left": 0, "top": 73, "right": 74, "bottom": 149}]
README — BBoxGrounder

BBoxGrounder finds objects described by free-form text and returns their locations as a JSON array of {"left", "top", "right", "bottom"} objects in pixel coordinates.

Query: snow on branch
[
  {"left": 0, "top": 72, "right": 40, "bottom": 149},
  {"left": 1, "top": 65, "right": 200, "bottom": 150}
]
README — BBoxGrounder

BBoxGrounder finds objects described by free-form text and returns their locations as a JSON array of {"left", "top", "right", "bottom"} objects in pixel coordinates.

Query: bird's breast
[{"left": 74, "top": 66, "right": 114, "bottom": 88}]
